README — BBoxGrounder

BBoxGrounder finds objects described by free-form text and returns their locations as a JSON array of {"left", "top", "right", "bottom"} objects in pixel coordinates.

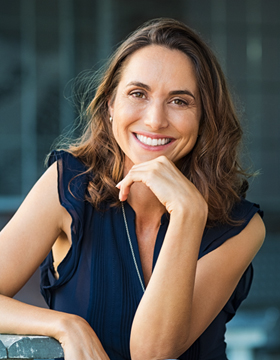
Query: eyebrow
[
  {"left": 126, "top": 81, "right": 151, "bottom": 91},
  {"left": 126, "top": 81, "right": 196, "bottom": 100},
  {"left": 169, "top": 90, "right": 196, "bottom": 99}
]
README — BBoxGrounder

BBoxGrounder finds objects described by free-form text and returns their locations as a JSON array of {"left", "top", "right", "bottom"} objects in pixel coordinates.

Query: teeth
[{"left": 136, "top": 134, "right": 171, "bottom": 146}]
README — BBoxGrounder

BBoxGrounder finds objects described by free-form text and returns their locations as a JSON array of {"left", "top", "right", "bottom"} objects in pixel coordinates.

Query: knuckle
[
  {"left": 152, "top": 156, "right": 169, "bottom": 171},
  {"left": 151, "top": 161, "right": 161, "bottom": 172},
  {"left": 157, "top": 155, "right": 167, "bottom": 163}
]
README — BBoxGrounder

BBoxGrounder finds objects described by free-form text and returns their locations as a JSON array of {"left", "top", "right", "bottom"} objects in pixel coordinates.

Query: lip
[
  {"left": 133, "top": 131, "right": 174, "bottom": 140},
  {"left": 133, "top": 132, "right": 175, "bottom": 150}
]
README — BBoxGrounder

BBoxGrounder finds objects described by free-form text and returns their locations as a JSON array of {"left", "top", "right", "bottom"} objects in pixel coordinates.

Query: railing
[{"left": 0, "top": 335, "right": 64, "bottom": 360}]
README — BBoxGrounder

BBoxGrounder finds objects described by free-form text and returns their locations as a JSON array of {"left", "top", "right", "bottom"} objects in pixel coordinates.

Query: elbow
[
  {"left": 130, "top": 333, "right": 188, "bottom": 360},
  {"left": 130, "top": 313, "right": 192, "bottom": 359}
]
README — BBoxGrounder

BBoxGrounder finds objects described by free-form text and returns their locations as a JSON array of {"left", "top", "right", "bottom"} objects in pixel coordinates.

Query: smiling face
[{"left": 108, "top": 45, "right": 202, "bottom": 173}]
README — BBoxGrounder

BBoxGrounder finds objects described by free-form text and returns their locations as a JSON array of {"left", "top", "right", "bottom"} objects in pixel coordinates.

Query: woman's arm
[
  {"left": 117, "top": 156, "right": 265, "bottom": 360},
  {"left": 131, "top": 212, "right": 264, "bottom": 360},
  {"left": 0, "top": 163, "right": 109, "bottom": 360},
  {"left": 0, "top": 163, "right": 65, "bottom": 298}
]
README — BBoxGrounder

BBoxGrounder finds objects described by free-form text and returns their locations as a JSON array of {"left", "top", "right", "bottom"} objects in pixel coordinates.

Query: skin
[{"left": 0, "top": 45, "right": 265, "bottom": 360}]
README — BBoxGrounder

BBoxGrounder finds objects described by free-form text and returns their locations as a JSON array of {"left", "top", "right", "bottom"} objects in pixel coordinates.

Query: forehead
[{"left": 118, "top": 45, "right": 198, "bottom": 91}]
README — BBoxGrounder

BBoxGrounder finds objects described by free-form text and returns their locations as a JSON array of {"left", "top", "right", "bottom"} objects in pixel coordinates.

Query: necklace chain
[{"left": 121, "top": 202, "right": 145, "bottom": 293}]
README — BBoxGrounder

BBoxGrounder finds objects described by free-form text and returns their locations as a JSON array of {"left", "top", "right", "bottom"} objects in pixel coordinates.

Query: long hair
[{"left": 59, "top": 18, "right": 250, "bottom": 225}]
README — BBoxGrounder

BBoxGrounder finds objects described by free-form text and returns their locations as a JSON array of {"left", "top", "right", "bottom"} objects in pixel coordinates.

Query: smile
[{"left": 135, "top": 134, "right": 172, "bottom": 147}]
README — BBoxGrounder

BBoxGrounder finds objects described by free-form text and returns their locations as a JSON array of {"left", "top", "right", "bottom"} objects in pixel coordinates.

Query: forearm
[
  {"left": 130, "top": 211, "right": 206, "bottom": 359},
  {"left": 0, "top": 294, "right": 69, "bottom": 339},
  {"left": 0, "top": 294, "right": 110, "bottom": 360}
]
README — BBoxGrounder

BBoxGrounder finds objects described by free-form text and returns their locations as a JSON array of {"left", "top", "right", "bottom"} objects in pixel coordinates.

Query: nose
[{"left": 144, "top": 101, "right": 168, "bottom": 130}]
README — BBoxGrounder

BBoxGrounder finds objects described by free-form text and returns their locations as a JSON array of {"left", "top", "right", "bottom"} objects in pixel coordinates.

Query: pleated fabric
[{"left": 40, "top": 151, "right": 263, "bottom": 360}]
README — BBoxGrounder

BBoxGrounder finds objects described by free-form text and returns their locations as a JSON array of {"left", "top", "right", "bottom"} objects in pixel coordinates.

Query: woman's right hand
[{"left": 56, "top": 313, "right": 110, "bottom": 360}]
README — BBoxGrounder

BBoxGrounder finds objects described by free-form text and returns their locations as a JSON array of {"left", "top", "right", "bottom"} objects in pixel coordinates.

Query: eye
[
  {"left": 130, "top": 91, "right": 146, "bottom": 99},
  {"left": 171, "top": 98, "right": 189, "bottom": 106}
]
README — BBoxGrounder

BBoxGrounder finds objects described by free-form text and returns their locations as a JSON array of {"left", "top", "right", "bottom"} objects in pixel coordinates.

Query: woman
[{"left": 0, "top": 18, "right": 265, "bottom": 360}]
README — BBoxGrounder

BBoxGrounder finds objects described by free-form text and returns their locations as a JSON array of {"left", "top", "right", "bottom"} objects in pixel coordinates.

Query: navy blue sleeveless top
[{"left": 40, "top": 151, "right": 263, "bottom": 360}]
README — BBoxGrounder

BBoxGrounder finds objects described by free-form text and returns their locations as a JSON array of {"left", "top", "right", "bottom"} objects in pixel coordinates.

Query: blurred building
[{"left": 0, "top": 0, "right": 280, "bottom": 358}]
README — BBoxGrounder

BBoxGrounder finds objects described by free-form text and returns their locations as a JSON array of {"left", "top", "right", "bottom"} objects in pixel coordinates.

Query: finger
[
  {"left": 116, "top": 156, "right": 183, "bottom": 203},
  {"left": 117, "top": 166, "right": 155, "bottom": 201},
  {"left": 117, "top": 168, "right": 162, "bottom": 202},
  {"left": 116, "top": 172, "right": 136, "bottom": 201}
]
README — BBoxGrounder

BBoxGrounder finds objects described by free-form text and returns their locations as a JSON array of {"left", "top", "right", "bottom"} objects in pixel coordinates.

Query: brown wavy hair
[{"left": 61, "top": 18, "right": 250, "bottom": 225}]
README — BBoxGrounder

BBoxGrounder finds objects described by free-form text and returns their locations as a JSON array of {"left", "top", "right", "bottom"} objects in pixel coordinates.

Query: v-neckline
[{"left": 123, "top": 201, "right": 169, "bottom": 292}]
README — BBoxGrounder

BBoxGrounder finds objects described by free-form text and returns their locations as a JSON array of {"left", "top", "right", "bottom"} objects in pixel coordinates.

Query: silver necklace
[{"left": 121, "top": 202, "right": 145, "bottom": 293}]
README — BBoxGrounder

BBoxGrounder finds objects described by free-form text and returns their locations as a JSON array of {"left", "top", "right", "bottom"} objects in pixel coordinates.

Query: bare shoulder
[
  {"left": 0, "top": 161, "right": 70, "bottom": 297},
  {"left": 9, "top": 161, "right": 70, "bottom": 233},
  {"left": 202, "top": 212, "right": 266, "bottom": 279},
  {"left": 223, "top": 212, "right": 265, "bottom": 260},
  {"left": 244, "top": 212, "right": 266, "bottom": 248}
]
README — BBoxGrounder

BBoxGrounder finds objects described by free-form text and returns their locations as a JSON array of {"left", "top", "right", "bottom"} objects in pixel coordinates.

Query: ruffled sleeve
[
  {"left": 199, "top": 198, "right": 263, "bottom": 321},
  {"left": 200, "top": 199, "right": 263, "bottom": 257},
  {"left": 40, "top": 150, "right": 89, "bottom": 307}
]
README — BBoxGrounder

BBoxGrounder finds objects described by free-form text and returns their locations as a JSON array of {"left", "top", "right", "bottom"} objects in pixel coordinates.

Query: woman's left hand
[{"left": 116, "top": 155, "right": 207, "bottom": 217}]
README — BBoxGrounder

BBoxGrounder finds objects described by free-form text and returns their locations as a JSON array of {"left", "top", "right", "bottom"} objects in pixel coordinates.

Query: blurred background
[{"left": 0, "top": 0, "right": 279, "bottom": 359}]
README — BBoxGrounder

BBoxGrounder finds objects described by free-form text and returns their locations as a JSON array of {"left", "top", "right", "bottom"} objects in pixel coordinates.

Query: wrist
[
  {"left": 51, "top": 312, "right": 81, "bottom": 341},
  {"left": 170, "top": 200, "right": 208, "bottom": 225}
]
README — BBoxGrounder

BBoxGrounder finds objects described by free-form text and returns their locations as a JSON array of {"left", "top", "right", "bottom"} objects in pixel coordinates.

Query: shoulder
[
  {"left": 200, "top": 198, "right": 264, "bottom": 258},
  {"left": 232, "top": 207, "right": 265, "bottom": 259},
  {"left": 47, "top": 150, "right": 90, "bottom": 203},
  {"left": 231, "top": 197, "right": 263, "bottom": 222},
  {"left": 48, "top": 150, "right": 88, "bottom": 176},
  {"left": 200, "top": 198, "right": 265, "bottom": 274}
]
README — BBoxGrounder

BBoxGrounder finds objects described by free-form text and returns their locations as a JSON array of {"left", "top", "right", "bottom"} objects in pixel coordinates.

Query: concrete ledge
[
  {"left": 0, "top": 335, "right": 63, "bottom": 359},
  {"left": 0, "top": 338, "right": 7, "bottom": 359}
]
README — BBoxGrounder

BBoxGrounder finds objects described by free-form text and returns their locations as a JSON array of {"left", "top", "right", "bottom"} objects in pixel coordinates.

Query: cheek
[
  {"left": 180, "top": 119, "right": 200, "bottom": 138},
  {"left": 112, "top": 123, "right": 121, "bottom": 143},
  {"left": 112, "top": 105, "right": 141, "bottom": 140},
  {"left": 112, "top": 119, "right": 130, "bottom": 152}
]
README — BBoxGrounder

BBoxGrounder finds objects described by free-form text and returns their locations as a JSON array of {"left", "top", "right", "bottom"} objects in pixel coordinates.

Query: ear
[{"left": 107, "top": 98, "right": 114, "bottom": 118}]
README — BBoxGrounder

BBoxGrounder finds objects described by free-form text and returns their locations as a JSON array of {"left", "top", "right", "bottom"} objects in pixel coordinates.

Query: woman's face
[{"left": 109, "top": 45, "right": 201, "bottom": 173}]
